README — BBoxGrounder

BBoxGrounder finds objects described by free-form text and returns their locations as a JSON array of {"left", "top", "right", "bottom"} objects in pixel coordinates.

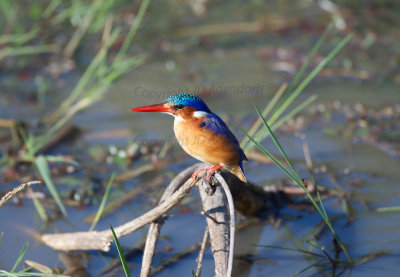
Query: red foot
[
  {"left": 191, "top": 168, "right": 208, "bottom": 181},
  {"left": 192, "top": 165, "right": 224, "bottom": 183},
  {"left": 206, "top": 165, "right": 224, "bottom": 183}
]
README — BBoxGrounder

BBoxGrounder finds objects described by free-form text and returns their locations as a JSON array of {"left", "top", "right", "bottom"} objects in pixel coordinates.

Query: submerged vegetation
[{"left": 1, "top": 0, "right": 400, "bottom": 276}]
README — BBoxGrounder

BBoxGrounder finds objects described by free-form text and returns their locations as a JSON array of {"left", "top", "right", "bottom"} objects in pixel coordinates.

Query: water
[{"left": 1, "top": 1, "right": 400, "bottom": 276}]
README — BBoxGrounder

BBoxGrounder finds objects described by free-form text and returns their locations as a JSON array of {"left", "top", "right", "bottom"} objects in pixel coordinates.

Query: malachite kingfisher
[{"left": 131, "top": 93, "right": 247, "bottom": 183}]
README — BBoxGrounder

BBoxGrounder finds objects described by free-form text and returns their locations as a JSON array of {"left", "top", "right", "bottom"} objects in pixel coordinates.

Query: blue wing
[{"left": 201, "top": 113, "right": 248, "bottom": 161}]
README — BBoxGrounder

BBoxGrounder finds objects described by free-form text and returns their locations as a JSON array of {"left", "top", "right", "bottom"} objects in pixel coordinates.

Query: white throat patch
[
  {"left": 173, "top": 114, "right": 184, "bottom": 122},
  {"left": 193, "top": 111, "right": 209, "bottom": 118}
]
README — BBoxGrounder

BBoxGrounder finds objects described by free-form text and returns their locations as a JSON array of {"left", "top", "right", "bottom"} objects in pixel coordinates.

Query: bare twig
[
  {"left": 141, "top": 223, "right": 162, "bottom": 277},
  {"left": 140, "top": 163, "right": 206, "bottom": 277},
  {"left": 196, "top": 226, "right": 209, "bottom": 277},
  {"left": 41, "top": 164, "right": 206, "bottom": 251},
  {"left": 199, "top": 181, "right": 229, "bottom": 277},
  {"left": 0, "top": 181, "right": 41, "bottom": 208},
  {"left": 201, "top": 210, "right": 223, "bottom": 224}
]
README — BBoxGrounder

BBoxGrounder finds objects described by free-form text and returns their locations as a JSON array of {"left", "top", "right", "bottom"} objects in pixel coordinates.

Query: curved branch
[
  {"left": 140, "top": 163, "right": 206, "bottom": 277},
  {"left": 41, "top": 170, "right": 200, "bottom": 251},
  {"left": 199, "top": 181, "right": 229, "bottom": 277},
  {"left": 215, "top": 173, "right": 235, "bottom": 277}
]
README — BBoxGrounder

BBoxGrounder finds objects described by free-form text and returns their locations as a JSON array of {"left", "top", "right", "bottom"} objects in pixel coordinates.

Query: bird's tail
[{"left": 231, "top": 164, "right": 247, "bottom": 183}]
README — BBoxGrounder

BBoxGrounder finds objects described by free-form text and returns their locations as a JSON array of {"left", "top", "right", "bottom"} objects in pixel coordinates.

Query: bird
[{"left": 131, "top": 93, "right": 247, "bottom": 183}]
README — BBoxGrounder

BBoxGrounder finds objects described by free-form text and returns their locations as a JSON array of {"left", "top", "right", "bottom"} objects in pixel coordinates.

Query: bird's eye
[{"left": 174, "top": 104, "right": 184, "bottom": 110}]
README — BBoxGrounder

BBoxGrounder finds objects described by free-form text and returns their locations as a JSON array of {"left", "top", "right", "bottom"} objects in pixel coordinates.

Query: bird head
[{"left": 131, "top": 93, "right": 211, "bottom": 118}]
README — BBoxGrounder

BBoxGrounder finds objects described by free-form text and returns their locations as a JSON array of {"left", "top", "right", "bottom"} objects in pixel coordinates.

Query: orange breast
[{"left": 173, "top": 117, "right": 240, "bottom": 168}]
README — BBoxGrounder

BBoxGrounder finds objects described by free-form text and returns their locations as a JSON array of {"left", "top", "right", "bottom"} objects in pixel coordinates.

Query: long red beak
[{"left": 130, "top": 103, "right": 171, "bottom": 113}]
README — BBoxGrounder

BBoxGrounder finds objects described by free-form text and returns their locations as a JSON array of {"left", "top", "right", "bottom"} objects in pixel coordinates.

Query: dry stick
[
  {"left": 215, "top": 173, "right": 236, "bottom": 277},
  {"left": 140, "top": 163, "right": 206, "bottom": 277},
  {"left": 41, "top": 164, "right": 206, "bottom": 251},
  {"left": 199, "top": 180, "right": 229, "bottom": 277},
  {"left": 196, "top": 226, "right": 209, "bottom": 277},
  {"left": 0, "top": 181, "right": 41, "bottom": 208},
  {"left": 41, "top": 163, "right": 291, "bottom": 252},
  {"left": 141, "top": 223, "right": 162, "bottom": 277}
]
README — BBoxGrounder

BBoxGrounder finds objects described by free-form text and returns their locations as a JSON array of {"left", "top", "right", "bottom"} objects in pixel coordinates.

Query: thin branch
[
  {"left": 141, "top": 223, "right": 162, "bottom": 277},
  {"left": 196, "top": 226, "right": 209, "bottom": 277},
  {"left": 41, "top": 175, "right": 198, "bottom": 251},
  {"left": 140, "top": 163, "right": 207, "bottom": 277}
]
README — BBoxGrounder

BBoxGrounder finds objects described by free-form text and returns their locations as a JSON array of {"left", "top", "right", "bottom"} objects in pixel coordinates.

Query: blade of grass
[
  {"left": 306, "top": 240, "right": 335, "bottom": 265},
  {"left": 0, "top": 0, "right": 13, "bottom": 24},
  {"left": 246, "top": 25, "right": 331, "bottom": 151},
  {"left": 42, "top": 0, "right": 62, "bottom": 18},
  {"left": 256, "top": 245, "right": 325, "bottom": 258},
  {"left": 110, "top": 225, "right": 131, "bottom": 277},
  {"left": 245, "top": 94, "right": 317, "bottom": 152},
  {"left": 11, "top": 242, "right": 28, "bottom": 272},
  {"left": 0, "top": 44, "right": 57, "bottom": 61},
  {"left": 241, "top": 82, "right": 287, "bottom": 149},
  {"left": 0, "top": 270, "right": 18, "bottom": 277},
  {"left": 355, "top": 249, "right": 392, "bottom": 265},
  {"left": 43, "top": 155, "right": 80, "bottom": 167},
  {"left": 375, "top": 206, "right": 400, "bottom": 212},
  {"left": 241, "top": 124, "right": 353, "bottom": 262},
  {"left": 316, "top": 188, "right": 328, "bottom": 218},
  {"left": 112, "top": 0, "right": 150, "bottom": 65},
  {"left": 31, "top": 189, "right": 48, "bottom": 222},
  {"left": 287, "top": 24, "right": 332, "bottom": 93},
  {"left": 270, "top": 94, "right": 317, "bottom": 131},
  {"left": 290, "top": 261, "right": 322, "bottom": 277},
  {"left": 0, "top": 26, "right": 39, "bottom": 44},
  {"left": 89, "top": 172, "right": 115, "bottom": 231},
  {"left": 63, "top": 0, "right": 102, "bottom": 58},
  {"left": 254, "top": 102, "right": 303, "bottom": 181},
  {"left": 35, "top": 155, "right": 67, "bottom": 217},
  {"left": 268, "top": 32, "right": 353, "bottom": 125}
]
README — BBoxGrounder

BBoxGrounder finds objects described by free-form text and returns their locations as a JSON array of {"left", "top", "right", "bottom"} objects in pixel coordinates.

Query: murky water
[{"left": 1, "top": 0, "right": 400, "bottom": 276}]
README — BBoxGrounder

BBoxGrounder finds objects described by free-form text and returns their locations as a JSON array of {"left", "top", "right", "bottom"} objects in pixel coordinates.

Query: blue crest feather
[{"left": 166, "top": 93, "right": 211, "bottom": 112}]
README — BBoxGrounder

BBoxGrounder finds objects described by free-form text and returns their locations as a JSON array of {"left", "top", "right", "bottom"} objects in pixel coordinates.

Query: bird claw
[
  {"left": 205, "top": 165, "right": 224, "bottom": 183},
  {"left": 191, "top": 168, "right": 207, "bottom": 181},
  {"left": 192, "top": 165, "right": 224, "bottom": 184}
]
